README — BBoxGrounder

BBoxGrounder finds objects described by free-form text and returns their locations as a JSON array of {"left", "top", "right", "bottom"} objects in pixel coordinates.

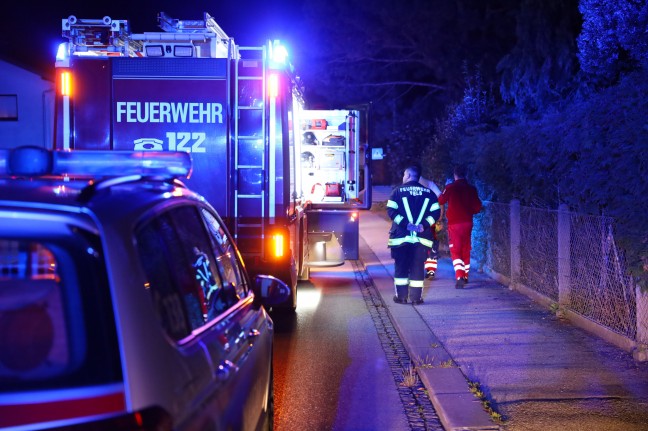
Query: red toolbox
[
  {"left": 310, "top": 119, "right": 328, "bottom": 130},
  {"left": 325, "top": 183, "right": 342, "bottom": 197}
]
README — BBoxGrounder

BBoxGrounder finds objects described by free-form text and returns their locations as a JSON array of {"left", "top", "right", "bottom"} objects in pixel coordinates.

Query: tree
[
  {"left": 298, "top": 0, "right": 517, "bottom": 107},
  {"left": 577, "top": 0, "right": 648, "bottom": 86},
  {"left": 497, "top": 0, "right": 581, "bottom": 114},
  {"left": 297, "top": 0, "right": 517, "bottom": 159}
]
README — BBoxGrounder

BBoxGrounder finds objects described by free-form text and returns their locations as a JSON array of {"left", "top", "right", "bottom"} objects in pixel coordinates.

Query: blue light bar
[{"left": 0, "top": 146, "right": 192, "bottom": 179}]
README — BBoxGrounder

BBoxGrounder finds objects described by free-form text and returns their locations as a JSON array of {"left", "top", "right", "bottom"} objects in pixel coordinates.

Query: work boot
[
  {"left": 455, "top": 278, "right": 465, "bottom": 289},
  {"left": 425, "top": 271, "right": 435, "bottom": 279},
  {"left": 409, "top": 288, "right": 423, "bottom": 305},
  {"left": 394, "top": 285, "right": 409, "bottom": 304},
  {"left": 393, "top": 295, "right": 408, "bottom": 304}
]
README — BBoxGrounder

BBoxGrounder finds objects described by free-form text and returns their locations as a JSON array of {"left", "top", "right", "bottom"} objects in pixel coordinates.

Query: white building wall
[{"left": 0, "top": 59, "right": 54, "bottom": 149}]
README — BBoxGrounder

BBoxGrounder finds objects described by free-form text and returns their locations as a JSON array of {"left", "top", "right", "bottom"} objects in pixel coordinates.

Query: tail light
[
  {"left": 266, "top": 227, "right": 288, "bottom": 259},
  {"left": 272, "top": 232, "right": 285, "bottom": 258},
  {"left": 60, "top": 71, "right": 72, "bottom": 97}
]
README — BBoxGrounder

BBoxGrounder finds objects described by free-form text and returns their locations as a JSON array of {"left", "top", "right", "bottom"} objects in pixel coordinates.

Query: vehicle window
[
  {"left": 136, "top": 206, "right": 241, "bottom": 341},
  {"left": 200, "top": 208, "right": 248, "bottom": 299},
  {"left": 0, "top": 235, "right": 121, "bottom": 392}
]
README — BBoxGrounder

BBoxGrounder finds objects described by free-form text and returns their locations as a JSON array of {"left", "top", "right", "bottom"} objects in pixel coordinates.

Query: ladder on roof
[
  {"left": 233, "top": 44, "right": 269, "bottom": 257},
  {"left": 157, "top": 11, "right": 229, "bottom": 40},
  {"left": 62, "top": 16, "right": 137, "bottom": 56}
]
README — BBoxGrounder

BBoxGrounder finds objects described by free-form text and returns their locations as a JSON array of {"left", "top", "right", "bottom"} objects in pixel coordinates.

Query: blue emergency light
[
  {"left": 0, "top": 146, "right": 192, "bottom": 179},
  {"left": 269, "top": 40, "right": 290, "bottom": 70}
]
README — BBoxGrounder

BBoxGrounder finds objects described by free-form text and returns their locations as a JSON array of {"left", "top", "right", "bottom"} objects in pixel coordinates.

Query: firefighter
[
  {"left": 387, "top": 166, "right": 441, "bottom": 304},
  {"left": 438, "top": 165, "right": 482, "bottom": 289}
]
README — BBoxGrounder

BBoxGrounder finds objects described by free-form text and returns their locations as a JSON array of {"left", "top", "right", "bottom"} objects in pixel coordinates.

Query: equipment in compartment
[
  {"left": 301, "top": 151, "right": 315, "bottom": 168},
  {"left": 322, "top": 134, "right": 345, "bottom": 146},
  {"left": 318, "top": 149, "right": 345, "bottom": 169},
  {"left": 325, "top": 182, "right": 342, "bottom": 197},
  {"left": 302, "top": 131, "right": 318, "bottom": 145},
  {"left": 309, "top": 119, "right": 327, "bottom": 130}
]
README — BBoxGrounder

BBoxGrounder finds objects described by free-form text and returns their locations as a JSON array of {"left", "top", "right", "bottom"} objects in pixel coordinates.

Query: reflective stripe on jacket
[{"left": 386, "top": 181, "right": 440, "bottom": 248}]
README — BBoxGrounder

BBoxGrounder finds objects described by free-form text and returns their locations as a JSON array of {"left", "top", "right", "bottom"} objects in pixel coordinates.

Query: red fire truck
[{"left": 53, "top": 12, "right": 371, "bottom": 311}]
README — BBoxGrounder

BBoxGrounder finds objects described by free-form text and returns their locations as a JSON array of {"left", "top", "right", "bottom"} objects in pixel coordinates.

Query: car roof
[{"left": 0, "top": 146, "right": 196, "bottom": 217}]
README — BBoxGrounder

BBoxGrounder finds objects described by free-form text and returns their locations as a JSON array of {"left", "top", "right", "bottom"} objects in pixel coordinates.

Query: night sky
[{"left": 2, "top": 0, "right": 305, "bottom": 76}]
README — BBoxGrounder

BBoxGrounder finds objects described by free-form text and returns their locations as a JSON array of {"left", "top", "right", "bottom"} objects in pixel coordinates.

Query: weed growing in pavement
[
  {"left": 439, "top": 359, "right": 455, "bottom": 368},
  {"left": 549, "top": 302, "right": 567, "bottom": 319},
  {"left": 412, "top": 353, "right": 459, "bottom": 369},
  {"left": 400, "top": 366, "right": 418, "bottom": 387},
  {"left": 468, "top": 381, "right": 505, "bottom": 424},
  {"left": 412, "top": 353, "right": 435, "bottom": 369}
]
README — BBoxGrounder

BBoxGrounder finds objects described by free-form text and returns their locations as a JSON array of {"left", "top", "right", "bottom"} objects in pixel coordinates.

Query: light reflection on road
[{"left": 295, "top": 287, "right": 322, "bottom": 311}]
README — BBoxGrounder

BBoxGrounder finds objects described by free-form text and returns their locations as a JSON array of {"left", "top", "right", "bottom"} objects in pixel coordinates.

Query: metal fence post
[
  {"left": 635, "top": 287, "right": 648, "bottom": 361},
  {"left": 510, "top": 199, "right": 520, "bottom": 289},
  {"left": 558, "top": 204, "right": 571, "bottom": 308}
]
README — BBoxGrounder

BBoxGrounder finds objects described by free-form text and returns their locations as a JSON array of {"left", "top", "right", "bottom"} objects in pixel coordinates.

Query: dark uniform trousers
[{"left": 392, "top": 243, "right": 428, "bottom": 301}]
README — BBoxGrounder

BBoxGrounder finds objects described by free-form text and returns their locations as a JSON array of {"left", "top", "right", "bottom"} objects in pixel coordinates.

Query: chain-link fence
[
  {"left": 569, "top": 213, "right": 637, "bottom": 339},
  {"left": 476, "top": 202, "right": 510, "bottom": 277},
  {"left": 520, "top": 206, "right": 559, "bottom": 301},
  {"left": 474, "top": 201, "right": 646, "bottom": 350}
]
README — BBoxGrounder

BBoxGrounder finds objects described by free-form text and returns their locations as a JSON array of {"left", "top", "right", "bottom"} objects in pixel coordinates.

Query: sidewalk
[{"left": 359, "top": 191, "right": 648, "bottom": 431}]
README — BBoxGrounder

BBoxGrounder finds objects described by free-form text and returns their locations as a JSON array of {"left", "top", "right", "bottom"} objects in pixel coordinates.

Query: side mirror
[{"left": 253, "top": 274, "right": 291, "bottom": 307}]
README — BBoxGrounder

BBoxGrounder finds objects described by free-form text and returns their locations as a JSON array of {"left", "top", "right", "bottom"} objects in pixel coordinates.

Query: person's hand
[
  {"left": 435, "top": 222, "right": 443, "bottom": 232},
  {"left": 407, "top": 223, "right": 424, "bottom": 233}
]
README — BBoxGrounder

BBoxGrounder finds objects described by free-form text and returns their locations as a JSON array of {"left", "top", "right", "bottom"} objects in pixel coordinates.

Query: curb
[{"left": 359, "top": 237, "right": 499, "bottom": 431}]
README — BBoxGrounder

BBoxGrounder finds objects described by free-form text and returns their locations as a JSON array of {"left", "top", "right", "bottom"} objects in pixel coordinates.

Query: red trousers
[{"left": 447, "top": 222, "right": 473, "bottom": 279}]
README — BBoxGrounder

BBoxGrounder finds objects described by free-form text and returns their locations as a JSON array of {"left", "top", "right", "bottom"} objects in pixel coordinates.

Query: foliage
[
  {"left": 497, "top": 0, "right": 581, "bottom": 114},
  {"left": 449, "top": 64, "right": 498, "bottom": 132},
  {"left": 383, "top": 121, "right": 436, "bottom": 184},
  {"left": 421, "top": 1, "right": 648, "bottom": 289},
  {"left": 456, "top": 70, "right": 648, "bottom": 289},
  {"left": 577, "top": 0, "right": 648, "bottom": 86}
]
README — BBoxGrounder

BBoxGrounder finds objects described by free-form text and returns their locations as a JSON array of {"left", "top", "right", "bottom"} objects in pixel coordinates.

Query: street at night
[{"left": 1, "top": 1, "right": 647, "bottom": 430}]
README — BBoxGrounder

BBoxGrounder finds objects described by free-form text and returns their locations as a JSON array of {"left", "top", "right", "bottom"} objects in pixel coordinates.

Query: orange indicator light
[
  {"left": 273, "top": 233, "right": 285, "bottom": 258},
  {"left": 60, "top": 72, "right": 72, "bottom": 96}
]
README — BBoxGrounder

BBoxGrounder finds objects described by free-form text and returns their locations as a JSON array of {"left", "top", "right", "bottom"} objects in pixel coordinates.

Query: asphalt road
[{"left": 270, "top": 263, "right": 440, "bottom": 430}]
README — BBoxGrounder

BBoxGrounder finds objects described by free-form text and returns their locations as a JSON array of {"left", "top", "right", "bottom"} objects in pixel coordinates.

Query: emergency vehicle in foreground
[
  {"left": 54, "top": 12, "right": 372, "bottom": 311},
  {"left": 0, "top": 146, "right": 290, "bottom": 430}
]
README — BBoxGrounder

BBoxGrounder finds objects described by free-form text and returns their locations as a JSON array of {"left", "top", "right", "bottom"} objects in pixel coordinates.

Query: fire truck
[{"left": 53, "top": 12, "right": 371, "bottom": 311}]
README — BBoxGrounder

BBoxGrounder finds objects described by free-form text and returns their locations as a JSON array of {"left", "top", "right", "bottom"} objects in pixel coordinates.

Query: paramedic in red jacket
[{"left": 438, "top": 165, "right": 482, "bottom": 289}]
